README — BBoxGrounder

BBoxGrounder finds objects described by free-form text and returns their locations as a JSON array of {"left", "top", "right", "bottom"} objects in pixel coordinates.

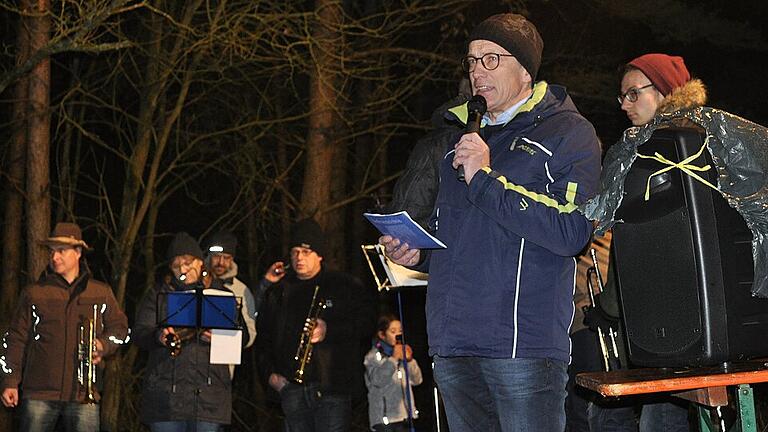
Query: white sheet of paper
[
  {"left": 210, "top": 329, "right": 242, "bottom": 365},
  {"left": 375, "top": 244, "right": 428, "bottom": 288}
]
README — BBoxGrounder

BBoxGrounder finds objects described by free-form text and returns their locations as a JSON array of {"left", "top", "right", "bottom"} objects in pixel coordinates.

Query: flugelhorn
[
  {"left": 165, "top": 328, "right": 201, "bottom": 358},
  {"left": 293, "top": 285, "right": 326, "bottom": 384},
  {"left": 78, "top": 305, "right": 99, "bottom": 403}
]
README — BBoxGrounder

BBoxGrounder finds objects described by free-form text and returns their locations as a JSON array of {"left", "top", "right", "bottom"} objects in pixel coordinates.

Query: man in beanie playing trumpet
[
  {"left": 381, "top": 13, "right": 601, "bottom": 431},
  {"left": 1, "top": 222, "right": 129, "bottom": 431},
  {"left": 257, "top": 219, "right": 377, "bottom": 432}
]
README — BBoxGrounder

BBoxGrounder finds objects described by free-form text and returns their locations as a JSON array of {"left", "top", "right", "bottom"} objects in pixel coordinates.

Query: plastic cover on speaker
[{"left": 581, "top": 107, "right": 768, "bottom": 298}]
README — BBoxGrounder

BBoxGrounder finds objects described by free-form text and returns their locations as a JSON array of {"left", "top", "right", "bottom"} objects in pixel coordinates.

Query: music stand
[
  {"left": 160, "top": 289, "right": 241, "bottom": 330},
  {"left": 361, "top": 244, "right": 427, "bottom": 291},
  {"left": 361, "top": 244, "right": 447, "bottom": 432}
]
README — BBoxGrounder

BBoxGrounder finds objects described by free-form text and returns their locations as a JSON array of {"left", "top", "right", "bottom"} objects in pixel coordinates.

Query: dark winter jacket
[
  {"left": 418, "top": 82, "right": 602, "bottom": 363},
  {"left": 257, "top": 268, "right": 377, "bottom": 395},
  {"left": 134, "top": 278, "right": 241, "bottom": 425},
  {"left": 1, "top": 262, "right": 129, "bottom": 402},
  {"left": 387, "top": 96, "right": 467, "bottom": 227}
]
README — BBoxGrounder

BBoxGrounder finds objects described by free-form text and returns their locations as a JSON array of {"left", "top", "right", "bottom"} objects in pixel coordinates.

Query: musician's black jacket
[
  {"left": 133, "top": 277, "right": 248, "bottom": 425},
  {"left": 256, "top": 267, "right": 377, "bottom": 396}
]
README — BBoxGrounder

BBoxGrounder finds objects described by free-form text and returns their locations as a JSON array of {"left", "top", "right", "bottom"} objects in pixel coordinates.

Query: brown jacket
[{"left": 1, "top": 262, "right": 129, "bottom": 401}]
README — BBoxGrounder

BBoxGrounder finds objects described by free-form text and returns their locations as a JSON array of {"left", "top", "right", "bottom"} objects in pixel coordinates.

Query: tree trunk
[
  {"left": 1, "top": 1, "right": 31, "bottom": 321},
  {"left": 25, "top": 0, "right": 52, "bottom": 280},
  {"left": 0, "top": 7, "right": 33, "bottom": 431},
  {"left": 300, "top": 0, "right": 343, "bottom": 228}
]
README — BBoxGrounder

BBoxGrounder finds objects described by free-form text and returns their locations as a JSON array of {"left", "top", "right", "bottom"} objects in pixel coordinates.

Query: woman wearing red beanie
[
  {"left": 618, "top": 53, "right": 707, "bottom": 126},
  {"left": 585, "top": 54, "right": 707, "bottom": 432},
  {"left": 568, "top": 54, "right": 707, "bottom": 432}
]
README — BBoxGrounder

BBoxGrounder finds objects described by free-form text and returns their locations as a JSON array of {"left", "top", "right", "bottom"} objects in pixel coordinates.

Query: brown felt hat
[{"left": 40, "top": 222, "right": 90, "bottom": 250}]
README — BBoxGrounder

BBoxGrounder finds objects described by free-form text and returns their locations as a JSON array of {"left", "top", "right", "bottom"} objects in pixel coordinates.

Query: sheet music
[
  {"left": 363, "top": 211, "right": 446, "bottom": 249},
  {"left": 210, "top": 329, "right": 242, "bottom": 364}
]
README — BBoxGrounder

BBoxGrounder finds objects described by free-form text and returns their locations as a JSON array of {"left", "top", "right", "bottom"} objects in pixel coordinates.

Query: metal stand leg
[
  {"left": 736, "top": 384, "right": 756, "bottom": 432},
  {"left": 695, "top": 385, "right": 757, "bottom": 432},
  {"left": 698, "top": 405, "right": 713, "bottom": 432}
]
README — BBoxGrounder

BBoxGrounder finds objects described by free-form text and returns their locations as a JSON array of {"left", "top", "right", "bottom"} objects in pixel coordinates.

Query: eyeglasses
[
  {"left": 617, "top": 83, "right": 654, "bottom": 104},
  {"left": 461, "top": 53, "right": 516, "bottom": 73}
]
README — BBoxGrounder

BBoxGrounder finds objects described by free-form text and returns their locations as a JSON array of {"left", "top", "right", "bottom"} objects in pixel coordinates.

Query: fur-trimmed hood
[{"left": 657, "top": 78, "right": 707, "bottom": 114}]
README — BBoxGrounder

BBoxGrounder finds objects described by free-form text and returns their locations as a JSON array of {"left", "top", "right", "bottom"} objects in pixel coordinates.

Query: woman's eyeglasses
[{"left": 617, "top": 83, "right": 654, "bottom": 104}]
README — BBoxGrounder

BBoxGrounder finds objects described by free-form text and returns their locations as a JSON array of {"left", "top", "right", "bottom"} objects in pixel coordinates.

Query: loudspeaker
[{"left": 612, "top": 126, "right": 768, "bottom": 367}]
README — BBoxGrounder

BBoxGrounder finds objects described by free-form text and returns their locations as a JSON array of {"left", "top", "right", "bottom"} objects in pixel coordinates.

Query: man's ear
[{"left": 520, "top": 67, "right": 533, "bottom": 88}]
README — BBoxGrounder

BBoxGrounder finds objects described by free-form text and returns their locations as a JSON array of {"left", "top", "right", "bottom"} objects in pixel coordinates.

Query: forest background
[{"left": 1, "top": 0, "right": 767, "bottom": 430}]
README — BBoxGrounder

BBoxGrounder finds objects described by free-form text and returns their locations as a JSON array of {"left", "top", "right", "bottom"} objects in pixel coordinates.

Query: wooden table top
[{"left": 576, "top": 361, "right": 768, "bottom": 397}]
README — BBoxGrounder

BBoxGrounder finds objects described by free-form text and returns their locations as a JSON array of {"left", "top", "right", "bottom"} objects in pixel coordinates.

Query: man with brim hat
[
  {"left": 256, "top": 218, "right": 377, "bottom": 431},
  {"left": 380, "top": 12, "right": 601, "bottom": 431},
  {"left": 1, "top": 222, "right": 129, "bottom": 431}
]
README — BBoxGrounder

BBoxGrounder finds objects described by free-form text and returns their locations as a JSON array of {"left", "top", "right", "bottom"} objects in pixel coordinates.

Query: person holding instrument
[
  {"left": 380, "top": 13, "right": 601, "bottom": 431},
  {"left": 364, "top": 313, "right": 423, "bottom": 432},
  {"left": 134, "top": 232, "right": 249, "bottom": 432},
  {"left": 1, "top": 222, "right": 129, "bottom": 432},
  {"left": 257, "top": 218, "right": 377, "bottom": 432}
]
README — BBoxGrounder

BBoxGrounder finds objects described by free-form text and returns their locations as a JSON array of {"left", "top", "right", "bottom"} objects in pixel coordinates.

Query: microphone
[{"left": 457, "top": 95, "right": 487, "bottom": 181}]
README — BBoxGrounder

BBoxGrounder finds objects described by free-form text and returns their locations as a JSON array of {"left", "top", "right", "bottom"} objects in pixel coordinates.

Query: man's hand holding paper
[{"left": 379, "top": 235, "right": 421, "bottom": 267}]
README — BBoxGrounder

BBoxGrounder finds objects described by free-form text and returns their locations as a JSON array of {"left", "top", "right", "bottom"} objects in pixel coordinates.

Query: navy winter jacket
[{"left": 421, "top": 82, "right": 601, "bottom": 363}]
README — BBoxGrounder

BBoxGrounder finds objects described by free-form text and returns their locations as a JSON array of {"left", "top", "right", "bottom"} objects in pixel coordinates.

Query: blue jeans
[
  {"left": 639, "top": 401, "right": 690, "bottom": 432},
  {"left": 19, "top": 399, "right": 99, "bottom": 432},
  {"left": 433, "top": 355, "right": 568, "bottom": 432},
  {"left": 587, "top": 402, "right": 637, "bottom": 432},
  {"left": 587, "top": 399, "right": 690, "bottom": 432},
  {"left": 279, "top": 382, "right": 351, "bottom": 432},
  {"left": 149, "top": 421, "right": 222, "bottom": 432}
]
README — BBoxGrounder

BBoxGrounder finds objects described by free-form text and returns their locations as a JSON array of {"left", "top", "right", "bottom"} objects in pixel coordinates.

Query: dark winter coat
[
  {"left": 418, "top": 82, "right": 602, "bottom": 363},
  {"left": 134, "top": 278, "right": 240, "bottom": 425},
  {"left": 1, "top": 262, "right": 129, "bottom": 402},
  {"left": 257, "top": 268, "right": 377, "bottom": 396}
]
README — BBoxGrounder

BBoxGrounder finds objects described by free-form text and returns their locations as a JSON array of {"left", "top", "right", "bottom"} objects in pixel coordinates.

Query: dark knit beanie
[
  {"left": 205, "top": 230, "right": 237, "bottom": 256},
  {"left": 628, "top": 53, "right": 690, "bottom": 97},
  {"left": 167, "top": 232, "right": 203, "bottom": 261},
  {"left": 468, "top": 13, "right": 544, "bottom": 80},
  {"left": 289, "top": 219, "right": 326, "bottom": 258}
]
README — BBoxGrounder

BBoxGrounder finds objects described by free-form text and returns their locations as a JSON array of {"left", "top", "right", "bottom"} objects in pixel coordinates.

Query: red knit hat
[{"left": 628, "top": 53, "right": 690, "bottom": 96}]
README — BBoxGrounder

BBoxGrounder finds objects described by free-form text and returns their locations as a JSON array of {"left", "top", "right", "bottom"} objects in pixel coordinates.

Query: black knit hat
[
  {"left": 468, "top": 13, "right": 544, "bottom": 80},
  {"left": 289, "top": 219, "right": 326, "bottom": 258},
  {"left": 205, "top": 230, "right": 237, "bottom": 256},
  {"left": 166, "top": 232, "right": 203, "bottom": 261}
]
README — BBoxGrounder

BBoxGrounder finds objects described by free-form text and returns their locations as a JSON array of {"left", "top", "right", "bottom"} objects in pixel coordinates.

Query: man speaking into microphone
[{"left": 381, "top": 13, "right": 601, "bottom": 431}]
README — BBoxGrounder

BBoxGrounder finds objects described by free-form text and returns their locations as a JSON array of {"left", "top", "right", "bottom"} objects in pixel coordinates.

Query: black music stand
[
  {"left": 361, "top": 244, "right": 427, "bottom": 292},
  {"left": 161, "top": 290, "right": 240, "bottom": 330}
]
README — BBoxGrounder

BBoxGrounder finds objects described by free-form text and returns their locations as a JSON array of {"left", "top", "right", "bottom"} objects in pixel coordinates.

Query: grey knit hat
[{"left": 468, "top": 13, "right": 544, "bottom": 80}]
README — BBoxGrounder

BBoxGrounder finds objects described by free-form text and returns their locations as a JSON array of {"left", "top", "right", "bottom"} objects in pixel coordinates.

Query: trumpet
[
  {"left": 77, "top": 305, "right": 99, "bottom": 403},
  {"left": 293, "top": 285, "right": 326, "bottom": 384},
  {"left": 585, "top": 248, "right": 621, "bottom": 371},
  {"left": 165, "top": 328, "right": 201, "bottom": 358}
]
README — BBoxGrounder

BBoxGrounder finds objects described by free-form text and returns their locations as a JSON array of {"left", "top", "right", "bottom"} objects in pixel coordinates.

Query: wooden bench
[{"left": 576, "top": 361, "right": 768, "bottom": 431}]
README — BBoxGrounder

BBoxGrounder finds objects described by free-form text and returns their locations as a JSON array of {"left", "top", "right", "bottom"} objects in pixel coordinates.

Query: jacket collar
[
  {"left": 447, "top": 82, "right": 549, "bottom": 127},
  {"left": 657, "top": 79, "right": 707, "bottom": 115},
  {"left": 38, "top": 261, "right": 91, "bottom": 293}
]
